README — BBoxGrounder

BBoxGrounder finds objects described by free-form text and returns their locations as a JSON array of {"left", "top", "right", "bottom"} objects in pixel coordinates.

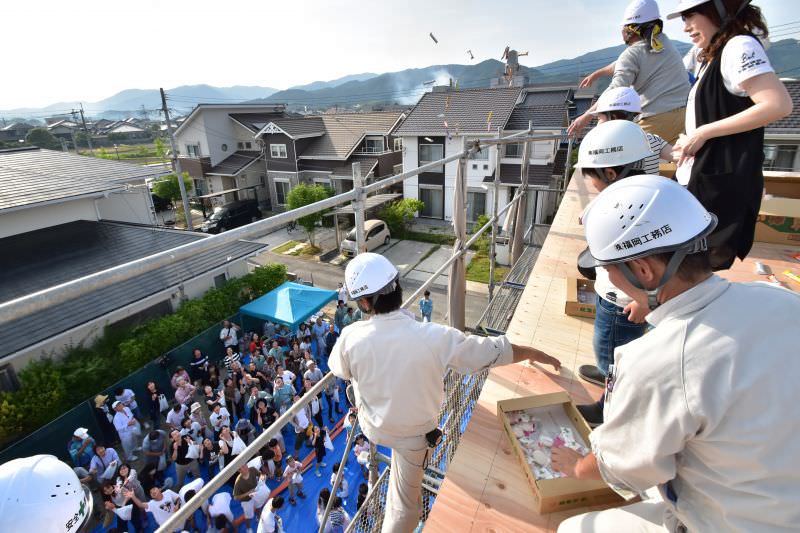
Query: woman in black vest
[{"left": 668, "top": 0, "right": 792, "bottom": 270}]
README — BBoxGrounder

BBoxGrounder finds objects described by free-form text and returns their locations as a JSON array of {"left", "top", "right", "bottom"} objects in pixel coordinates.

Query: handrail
[
  {"left": 318, "top": 423, "right": 359, "bottom": 533},
  {"left": 157, "top": 372, "right": 334, "bottom": 532}
]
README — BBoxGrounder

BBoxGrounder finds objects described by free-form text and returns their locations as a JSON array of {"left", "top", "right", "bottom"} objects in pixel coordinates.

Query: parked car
[
  {"left": 151, "top": 193, "right": 172, "bottom": 212},
  {"left": 199, "top": 199, "right": 261, "bottom": 233},
  {"left": 340, "top": 219, "right": 391, "bottom": 256}
]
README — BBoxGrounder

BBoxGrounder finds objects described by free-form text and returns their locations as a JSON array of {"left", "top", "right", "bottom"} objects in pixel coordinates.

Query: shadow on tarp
[{"left": 0, "top": 313, "right": 241, "bottom": 465}]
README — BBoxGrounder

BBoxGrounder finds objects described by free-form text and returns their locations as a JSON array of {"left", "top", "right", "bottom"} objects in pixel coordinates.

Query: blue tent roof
[{"left": 239, "top": 281, "right": 337, "bottom": 328}]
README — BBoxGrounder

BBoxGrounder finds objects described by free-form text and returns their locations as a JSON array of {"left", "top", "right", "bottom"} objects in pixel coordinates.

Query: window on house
[
  {"left": 505, "top": 143, "right": 523, "bottom": 158},
  {"left": 271, "top": 144, "right": 288, "bottom": 158},
  {"left": 466, "top": 191, "right": 487, "bottom": 223},
  {"left": 275, "top": 181, "right": 290, "bottom": 205},
  {"left": 419, "top": 143, "right": 444, "bottom": 173},
  {"left": 472, "top": 143, "right": 490, "bottom": 161},
  {"left": 186, "top": 144, "right": 200, "bottom": 158},
  {"left": 245, "top": 141, "right": 252, "bottom": 150},
  {"left": 419, "top": 186, "right": 444, "bottom": 219},
  {"left": 214, "top": 272, "right": 228, "bottom": 289},
  {"left": 237, "top": 142, "right": 244, "bottom": 150},
  {"left": 764, "top": 144, "right": 799, "bottom": 172},
  {"left": 394, "top": 138, "right": 403, "bottom": 151},
  {"left": 364, "top": 137, "right": 384, "bottom": 153}
]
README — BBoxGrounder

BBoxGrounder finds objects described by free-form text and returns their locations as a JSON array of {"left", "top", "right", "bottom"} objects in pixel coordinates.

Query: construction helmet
[
  {"left": 0, "top": 455, "right": 93, "bottom": 533},
  {"left": 577, "top": 120, "right": 652, "bottom": 184},
  {"left": 344, "top": 252, "right": 399, "bottom": 302},
  {"left": 622, "top": 0, "right": 661, "bottom": 25},
  {"left": 578, "top": 175, "right": 717, "bottom": 307},
  {"left": 592, "top": 87, "right": 642, "bottom": 115},
  {"left": 666, "top": 0, "right": 751, "bottom": 21}
]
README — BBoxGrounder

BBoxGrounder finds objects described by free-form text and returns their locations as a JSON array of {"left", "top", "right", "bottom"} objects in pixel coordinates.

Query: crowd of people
[{"left": 69, "top": 304, "right": 375, "bottom": 533}]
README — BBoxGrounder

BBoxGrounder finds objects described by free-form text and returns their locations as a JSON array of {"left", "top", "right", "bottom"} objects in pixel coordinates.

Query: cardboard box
[
  {"left": 754, "top": 196, "right": 800, "bottom": 245},
  {"left": 764, "top": 172, "right": 800, "bottom": 200},
  {"left": 497, "top": 391, "right": 624, "bottom": 514},
  {"left": 565, "top": 277, "right": 596, "bottom": 318}
]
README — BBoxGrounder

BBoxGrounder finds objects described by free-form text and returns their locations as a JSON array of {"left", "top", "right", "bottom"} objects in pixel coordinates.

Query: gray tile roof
[
  {"left": 270, "top": 117, "right": 325, "bottom": 138},
  {"left": 519, "top": 89, "right": 571, "bottom": 107},
  {"left": 484, "top": 163, "right": 555, "bottom": 186},
  {"left": 0, "top": 220, "right": 265, "bottom": 361},
  {"left": 207, "top": 151, "right": 262, "bottom": 176},
  {"left": 0, "top": 148, "right": 167, "bottom": 212},
  {"left": 229, "top": 112, "right": 288, "bottom": 132},
  {"left": 394, "top": 87, "right": 522, "bottom": 135},
  {"left": 506, "top": 104, "right": 568, "bottom": 130},
  {"left": 766, "top": 80, "right": 800, "bottom": 134},
  {"left": 300, "top": 112, "right": 403, "bottom": 159}
]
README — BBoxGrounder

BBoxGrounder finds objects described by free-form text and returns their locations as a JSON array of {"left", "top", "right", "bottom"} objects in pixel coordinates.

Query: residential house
[
  {"left": 174, "top": 104, "right": 287, "bottom": 207},
  {"left": 0, "top": 147, "right": 265, "bottom": 381},
  {"left": 47, "top": 119, "right": 80, "bottom": 141},
  {"left": 394, "top": 85, "right": 570, "bottom": 225},
  {"left": 174, "top": 104, "right": 404, "bottom": 211},
  {"left": 103, "top": 120, "right": 151, "bottom": 140},
  {"left": 256, "top": 111, "right": 404, "bottom": 208},
  {"left": 0, "top": 122, "right": 35, "bottom": 142},
  {"left": 764, "top": 79, "right": 800, "bottom": 173}
]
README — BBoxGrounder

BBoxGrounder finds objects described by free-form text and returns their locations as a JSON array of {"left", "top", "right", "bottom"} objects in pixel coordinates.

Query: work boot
[
  {"left": 298, "top": 490, "right": 306, "bottom": 499},
  {"left": 577, "top": 401, "right": 604, "bottom": 428},
  {"left": 578, "top": 365, "right": 606, "bottom": 387}
]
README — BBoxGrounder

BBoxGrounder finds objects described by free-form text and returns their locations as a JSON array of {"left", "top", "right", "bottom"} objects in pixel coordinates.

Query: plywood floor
[{"left": 425, "top": 176, "right": 800, "bottom": 532}]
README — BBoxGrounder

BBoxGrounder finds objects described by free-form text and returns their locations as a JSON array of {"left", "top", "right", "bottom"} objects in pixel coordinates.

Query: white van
[{"left": 340, "top": 219, "right": 391, "bottom": 256}]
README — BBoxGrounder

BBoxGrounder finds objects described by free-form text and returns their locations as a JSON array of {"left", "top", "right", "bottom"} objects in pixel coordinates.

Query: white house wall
[
  {"left": 96, "top": 187, "right": 156, "bottom": 225},
  {"left": 401, "top": 136, "right": 419, "bottom": 208},
  {"left": 176, "top": 107, "right": 275, "bottom": 166},
  {"left": 0, "top": 198, "right": 98, "bottom": 239}
]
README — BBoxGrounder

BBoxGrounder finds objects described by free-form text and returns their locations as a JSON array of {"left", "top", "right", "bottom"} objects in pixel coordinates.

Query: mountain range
[{"left": 3, "top": 39, "right": 797, "bottom": 120}]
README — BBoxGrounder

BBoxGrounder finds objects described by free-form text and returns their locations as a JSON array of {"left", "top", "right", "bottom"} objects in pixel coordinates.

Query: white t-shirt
[
  {"left": 220, "top": 326, "right": 239, "bottom": 347},
  {"left": 178, "top": 477, "right": 204, "bottom": 503},
  {"left": 685, "top": 35, "right": 773, "bottom": 135},
  {"left": 115, "top": 389, "right": 138, "bottom": 411},
  {"left": 112, "top": 407, "right": 136, "bottom": 436},
  {"left": 166, "top": 404, "right": 188, "bottom": 429},
  {"left": 210, "top": 408, "right": 231, "bottom": 431},
  {"left": 208, "top": 492, "right": 233, "bottom": 519},
  {"left": 146, "top": 489, "right": 182, "bottom": 526},
  {"left": 257, "top": 501, "right": 282, "bottom": 533}
]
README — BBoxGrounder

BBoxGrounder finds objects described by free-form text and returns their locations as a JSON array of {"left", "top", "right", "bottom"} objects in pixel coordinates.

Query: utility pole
[
  {"left": 352, "top": 162, "right": 366, "bottom": 254},
  {"left": 78, "top": 104, "right": 94, "bottom": 155},
  {"left": 160, "top": 87, "right": 193, "bottom": 231}
]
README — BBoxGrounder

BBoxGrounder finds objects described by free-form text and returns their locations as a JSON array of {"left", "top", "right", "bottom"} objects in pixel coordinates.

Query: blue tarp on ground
[{"left": 240, "top": 281, "right": 337, "bottom": 329}]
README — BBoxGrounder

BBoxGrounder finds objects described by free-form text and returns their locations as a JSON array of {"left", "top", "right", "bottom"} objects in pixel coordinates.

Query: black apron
[{"left": 688, "top": 41, "right": 765, "bottom": 271}]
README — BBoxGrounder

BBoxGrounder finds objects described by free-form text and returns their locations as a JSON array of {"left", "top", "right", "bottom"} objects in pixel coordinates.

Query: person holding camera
[{"left": 329, "top": 253, "right": 561, "bottom": 533}]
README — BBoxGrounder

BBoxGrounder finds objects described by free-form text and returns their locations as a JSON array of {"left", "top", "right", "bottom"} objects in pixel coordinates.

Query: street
[{"left": 247, "top": 226, "right": 491, "bottom": 327}]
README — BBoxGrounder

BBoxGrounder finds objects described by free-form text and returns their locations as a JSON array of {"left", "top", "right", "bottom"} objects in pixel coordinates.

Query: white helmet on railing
[
  {"left": 622, "top": 0, "right": 661, "bottom": 25},
  {"left": 577, "top": 120, "right": 652, "bottom": 183},
  {"left": 0, "top": 455, "right": 93, "bottom": 533},
  {"left": 578, "top": 175, "right": 717, "bottom": 307},
  {"left": 592, "top": 87, "right": 642, "bottom": 116},
  {"left": 344, "top": 252, "right": 399, "bottom": 303}
]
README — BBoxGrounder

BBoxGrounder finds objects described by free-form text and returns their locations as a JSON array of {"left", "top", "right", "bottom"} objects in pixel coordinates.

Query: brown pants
[{"left": 638, "top": 107, "right": 686, "bottom": 145}]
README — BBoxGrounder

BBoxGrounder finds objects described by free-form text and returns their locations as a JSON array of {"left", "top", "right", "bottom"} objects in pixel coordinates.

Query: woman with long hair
[{"left": 670, "top": 0, "right": 792, "bottom": 270}]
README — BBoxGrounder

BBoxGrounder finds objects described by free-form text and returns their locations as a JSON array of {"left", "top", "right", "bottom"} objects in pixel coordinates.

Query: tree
[
  {"left": 286, "top": 183, "right": 333, "bottom": 246},
  {"left": 108, "top": 132, "right": 128, "bottom": 142},
  {"left": 152, "top": 172, "right": 193, "bottom": 203},
  {"left": 379, "top": 198, "right": 424, "bottom": 238},
  {"left": 25, "top": 128, "right": 60, "bottom": 150},
  {"left": 75, "top": 131, "right": 90, "bottom": 148},
  {"left": 154, "top": 137, "right": 168, "bottom": 163}
]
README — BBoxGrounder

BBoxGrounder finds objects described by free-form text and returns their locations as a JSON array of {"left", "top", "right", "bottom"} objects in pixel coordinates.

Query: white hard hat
[
  {"left": 0, "top": 455, "right": 93, "bottom": 533},
  {"left": 665, "top": 0, "right": 709, "bottom": 19},
  {"left": 577, "top": 120, "right": 652, "bottom": 171},
  {"left": 578, "top": 175, "right": 716, "bottom": 306},
  {"left": 592, "top": 87, "right": 642, "bottom": 115},
  {"left": 344, "top": 252, "right": 399, "bottom": 301},
  {"left": 622, "top": 0, "right": 661, "bottom": 25}
]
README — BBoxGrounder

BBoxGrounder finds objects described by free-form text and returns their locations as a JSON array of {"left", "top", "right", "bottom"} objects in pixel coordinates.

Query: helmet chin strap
[{"left": 615, "top": 237, "right": 708, "bottom": 310}]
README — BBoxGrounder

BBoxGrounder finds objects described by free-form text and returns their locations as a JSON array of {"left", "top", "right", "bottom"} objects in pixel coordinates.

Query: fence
[{"left": 0, "top": 314, "right": 239, "bottom": 465}]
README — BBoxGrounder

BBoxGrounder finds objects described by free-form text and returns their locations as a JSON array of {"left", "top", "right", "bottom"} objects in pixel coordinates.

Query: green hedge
[{"left": 0, "top": 263, "right": 287, "bottom": 449}]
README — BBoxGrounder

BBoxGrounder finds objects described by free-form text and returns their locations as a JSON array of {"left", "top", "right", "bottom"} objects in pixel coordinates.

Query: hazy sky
[{"left": 3, "top": 0, "right": 797, "bottom": 109}]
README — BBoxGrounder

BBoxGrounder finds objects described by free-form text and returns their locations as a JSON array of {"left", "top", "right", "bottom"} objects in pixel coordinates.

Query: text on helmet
[
  {"left": 614, "top": 224, "right": 672, "bottom": 252},
  {"left": 588, "top": 146, "right": 624, "bottom": 155}
]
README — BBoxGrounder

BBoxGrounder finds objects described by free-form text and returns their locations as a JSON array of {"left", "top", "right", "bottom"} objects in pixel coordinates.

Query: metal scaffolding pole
[
  {"left": 352, "top": 162, "right": 366, "bottom": 254},
  {"left": 488, "top": 127, "right": 501, "bottom": 301}
]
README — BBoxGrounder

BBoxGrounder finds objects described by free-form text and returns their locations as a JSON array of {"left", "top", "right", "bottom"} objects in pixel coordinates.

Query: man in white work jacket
[
  {"left": 552, "top": 175, "right": 800, "bottom": 532},
  {"left": 329, "top": 252, "right": 561, "bottom": 533}
]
